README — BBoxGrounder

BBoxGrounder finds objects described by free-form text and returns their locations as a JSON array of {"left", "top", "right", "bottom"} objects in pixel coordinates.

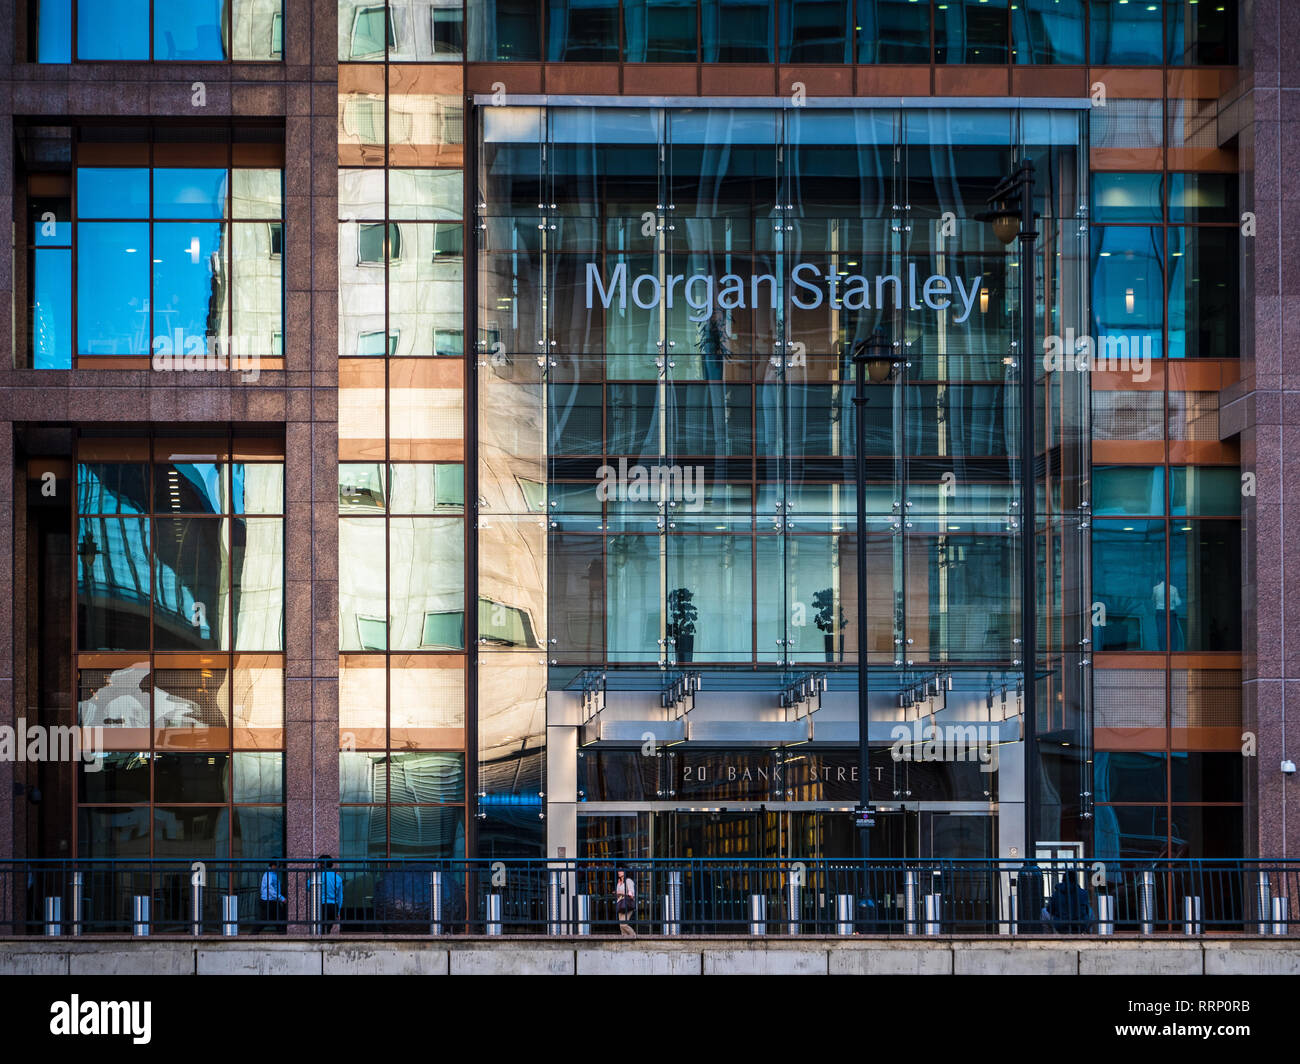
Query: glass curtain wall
[{"left": 477, "top": 103, "right": 1091, "bottom": 854}]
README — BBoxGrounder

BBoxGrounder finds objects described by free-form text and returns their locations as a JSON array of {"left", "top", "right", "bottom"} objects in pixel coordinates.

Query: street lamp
[
  {"left": 979, "top": 158, "right": 1040, "bottom": 859},
  {"left": 851, "top": 328, "right": 894, "bottom": 861}
]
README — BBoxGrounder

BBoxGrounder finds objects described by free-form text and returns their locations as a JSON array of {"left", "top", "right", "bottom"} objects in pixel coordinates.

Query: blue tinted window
[
  {"left": 1169, "top": 520, "right": 1240, "bottom": 650},
  {"left": 78, "top": 463, "right": 150, "bottom": 514},
  {"left": 1167, "top": 227, "right": 1237, "bottom": 359},
  {"left": 626, "top": 0, "right": 698, "bottom": 61},
  {"left": 77, "top": 223, "right": 150, "bottom": 355},
  {"left": 1091, "top": 173, "right": 1163, "bottom": 224},
  {"left": 78, "top": 169, "right": 149, "bottom": 219},
  {"left": 78, "top": 515, "right": 152, "bottom": 650},
  {"left": 37, "top": 0, "right": 73, "bottom": 61},
  {"left": 702, "top": 0, "right": 773, "bottom": 61},
  {"left": 1012, "top": 0, "right": 1084, "bottom": 64},
  {"left": 1170, "top": 467, "right": 1240, "bottom": 517},
  {"left": 1090, "top": 0, "right": 1163, "bottom": 65},
  {"left": 1092, "top": 519, "right": 1166, "bottom": 652},
  {"left": 470, "top": 0, "right": 543, "bottom": 60},
  {"left": 780, "top": 0, "right": 850, "bottom": 63},
  {"left": 1169, "top": 173, "right": 1238, "bottom": 223},
  {"left": 155, "top": 463, "right": 225, "bottom": 514},
  {"left": 156, "top": 0, "right": 227, "bottom": 60},
  {"left": 77, "top": 0, "right": 150, "bottom": 59},
  {"left": 857, "top": 0, "right": 930, "bottom": 63},
  {"left": 1093, "top": 466, "right": 1164, "bottom": 516},
  {"left": 152, "top": 222, "right": 227, "bottom": 346},
  {"left": 154, "top": 169, "right": 229, "bottom": 219},
  {"left": 549, "top": 0, "right": 619, "bottom": 60},
  {"left": 935, "top": 0, "right": 1009, "bottom": 64},
  {"left": 1095, "top": 752, "right": 1167, "bottom": 804},
  {"left": 1091, "top": 226, "right": 1163, "bottom": 359},
  {"left": 32, "top": 249, "right": 73, "bottom": 369},
  {"left": 1168, "top": 0, "right": 1237, "bottom": 65}
]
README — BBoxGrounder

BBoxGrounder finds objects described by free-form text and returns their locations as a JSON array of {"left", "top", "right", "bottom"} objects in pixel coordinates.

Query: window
[
  {"left": 36, "top": 0, "right": 284, "bottom": 62},
  {"left": 343, "top": 0, "right": 466, "bottom": 61},
  {"left": 23, "top": 135, "right": 285, "bottom": 368}
]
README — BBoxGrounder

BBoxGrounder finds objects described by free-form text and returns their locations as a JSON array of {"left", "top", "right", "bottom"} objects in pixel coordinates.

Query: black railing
[{"left": 0, "top": 859, "right": 1296, "bottom": 937}]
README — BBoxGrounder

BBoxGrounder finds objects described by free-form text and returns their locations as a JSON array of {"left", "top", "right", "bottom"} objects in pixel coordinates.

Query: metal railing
[{"left": 0, "top": 858, "right": 1295, "bottom": 937}]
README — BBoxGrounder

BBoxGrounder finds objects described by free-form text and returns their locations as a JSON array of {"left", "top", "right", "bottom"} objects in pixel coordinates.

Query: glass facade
[
  {"left": 75, "top": 434, "right": 286, "bottom": 857},
  {"left": 477, "top": 101, "right": 1091, "bottom": 858}
]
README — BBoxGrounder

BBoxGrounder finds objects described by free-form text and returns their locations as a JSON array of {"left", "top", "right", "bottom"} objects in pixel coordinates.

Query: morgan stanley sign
[{"left": 585, "top": 261, "right": 985, "bottom": 323}]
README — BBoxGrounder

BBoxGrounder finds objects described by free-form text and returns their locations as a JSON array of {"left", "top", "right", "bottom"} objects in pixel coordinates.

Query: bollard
[
  {"left": 785, "top": 877, "right": 801, "bottom": 936},
  {"left": 309, "top": 875, "right": 322, "bottom": 936},
  {"left": 44, "top": 896, "right": 62, "bottom": 937},
  {"left": 486, "top": 893, "right": 503, "bottom": 935},
  {"left": 429, "top": 871, "right": 443, "bottom": 935},
  {"left": 222, "top": 895, "right": 239, "bottom": 936},
  {"left": 1256, "top": 873, "right": 1272, "bottom": 935},
  {"left": 665, "top": 871, "right": 682, "bottom": 936},
  {"left": 1005, "top": 882, "right": 1018, "bottom": 936},
  {"left": 71, "top": 873, "right": 83, "bottom": 937},
  {"left": 574, "top": 894, "right": 591, "bottom": 936},
  {"left": 1096, "top": 893, "right": 1115, "bottom": 936},
  {"left": 547, "top": 870, "right": 566, "bottom": 935},
  {"left": 749, "top": 894, "right": 767, "bottom": 936},
  {"left": 191, "top": 878, "right": 204, "bottom": 936},
  {"left": 1271, "top": 896, "right": 1290, "bottom": 936},
  {"left": 835, "top": 894, "right": 854, "bottom": 936},
  {"left": 904, "top": 870, "right": 920, "bottom": 935},
  {"left": 1138, "top": 871, "right": 1156, "bottom": 934},
  {"left": 1182, "top": 895, "right": 1203, "bottom": 936},
  {"left": 924, "top": 893, "right": 942, "bottom": 936},
  {"left": 132, "top": 895, "right": 150, "bottom": 937}
]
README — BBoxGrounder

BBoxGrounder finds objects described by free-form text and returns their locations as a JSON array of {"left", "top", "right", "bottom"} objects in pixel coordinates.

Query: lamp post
[
  {"left": 980, "top": 158, "right": 1039, "bottom": 858},
  {"left": 851, "top": 328, "right": 894, "bottom": 860}
]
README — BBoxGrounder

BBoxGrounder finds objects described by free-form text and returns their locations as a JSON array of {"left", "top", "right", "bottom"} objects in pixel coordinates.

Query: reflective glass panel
[
  {"left": 78, "top": 0, "right": 149, "bottom": 59},
  {"left": 155, "top": 0, "right": 228, "bottom": 60}
]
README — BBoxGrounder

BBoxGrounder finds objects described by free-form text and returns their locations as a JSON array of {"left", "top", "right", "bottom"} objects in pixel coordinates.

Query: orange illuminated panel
[
  {"left": 390, "top": 654, "right": 466, "bottom": 749},
  {"left": 339, "top": 358, "right": 388, "bottom": 460},
  {"left": 388, "top": 66, "right": 464, "bottom": 168},
  {"left": 340, "top": 653, "right": 387, "bottom": 750},
  {"left": 233, "top": 654, "right": 284, "bottom": 750},
  {"left": 339, "top": 65, "right": 387, "bottom": 167},
  {"left": 388, "top": 358, "right": 464, "bottom": 461}
]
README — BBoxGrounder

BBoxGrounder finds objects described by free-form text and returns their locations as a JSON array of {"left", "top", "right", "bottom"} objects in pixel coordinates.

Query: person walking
[
  {"left": 259, "top": 862, "right": 287, "bottom": 933},
  {"left": 317, "top": 855, "right": 343, "bottom": 934},
  {"left": 614, "top": 869, "right": 637, "bottom": 938}
]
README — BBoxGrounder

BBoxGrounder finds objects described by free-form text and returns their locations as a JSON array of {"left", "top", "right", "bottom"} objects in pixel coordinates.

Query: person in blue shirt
[
  {"left": 316, "top": 855, "right": 344, "bottom": 934},
  {"left": 259, "top": 862, "right": 287, "bottom": 933}
]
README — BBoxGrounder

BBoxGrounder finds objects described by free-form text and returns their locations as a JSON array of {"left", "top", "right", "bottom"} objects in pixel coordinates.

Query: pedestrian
[
  {"left": 615, "top": 869, "right": 637, "bottom": 937},
  {"left": 260, "top": 862, "right": 287, "bottom": 933},
  {"left": 317, "top": 855, "right": 343, "bottom": 934}
]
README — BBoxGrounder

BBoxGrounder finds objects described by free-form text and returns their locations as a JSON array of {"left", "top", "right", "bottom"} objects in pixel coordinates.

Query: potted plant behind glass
[
  {"left": 667, "top": 587, "right": 698, "bottom": 663},
  {"left": 812, "top": 587, "right": 847, "bottom": 663}
]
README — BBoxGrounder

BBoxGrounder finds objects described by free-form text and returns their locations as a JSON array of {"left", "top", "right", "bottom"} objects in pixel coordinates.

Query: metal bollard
[
  {"left": 835, "top": 894, "right": 854, "bottom": 936},
  {"left": 904, "top": 870, "right": 920, "bottom": 935},
  {"left": 665, "top": 871, "right": 682, "bottom": 936},
  {"left": 309, "top": 876, "right": 322, "bottom": 936},
  {"left": 486, "top": 893, "right": 503, "bottom": 935},
  {"left": 785, "top": 878, "right": 801, "bottom": 936},
  {"left": 71, "top": 873, "right": 83, "bottom": 937},
  {"left": 44, "top": 897, "right": 62, "bottom": 937},
  {"left": 222, "top": 895, "right": 239, "bottom": 936},
  {"left": 1256, "top": 873, "right": 1272, "bottom": 935},
  {"left": 1096, "top": 893, "right": 1115, "bottom": 936},
  {"left": 1138, "top": 871, "right": 1156, "bottom": 934},
  {"left": 1182, "top": 896, "right": 1203, "bottom": 936},
  {"left": 191, "top": 878, "right": 204, "bottom": 936},
  {"left": 574, "top": 894, "right": 591, "bottom": 936},
  {"left": 924, "top": 893, "right": 942, "bottom": 936},
  {"left": 1272, "top": 896, "right": 1290, "bottom": 936},
  {"left": 1005, "top": 882, "right": 1018, "bottom": 936},
  {"left": 132, "top": 895, "right": 150, "bottom": 937},
  {"left": 547, "top": 870, "right": 566, "bottom": 935},
  {"left": 749, "top": 894, "right": 767, "bottom": 936},
  {"left": 429, "top": 871, "right": 443, "bottom": 935}
]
